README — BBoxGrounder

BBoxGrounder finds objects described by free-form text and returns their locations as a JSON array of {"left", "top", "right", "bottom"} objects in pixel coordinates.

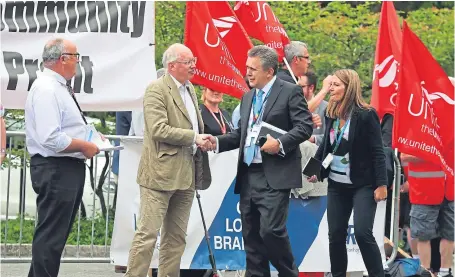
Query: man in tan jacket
[{"left": 125, "top": 43, "right": 212, "bottom": 277}]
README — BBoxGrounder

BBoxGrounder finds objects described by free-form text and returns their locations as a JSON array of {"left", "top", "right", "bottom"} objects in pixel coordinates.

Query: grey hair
[
  {"left": 284, "top": 41, "right": 308, "bottom": 64},
  {"left": 248, "top": 45, "right": 278, "bottom": 75},
  {"left": 42, "top": 38, "right": 65, "bottom": 66},
  {"left": 162, "top": 43, "right": 191, "bottom": 69},
  {"left": 156, "top": 68, "right": 165, "bottom": 78}
]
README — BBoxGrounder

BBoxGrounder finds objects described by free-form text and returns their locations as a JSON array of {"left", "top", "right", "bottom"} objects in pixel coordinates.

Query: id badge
[
  {"left": 322, "top": 153, "right": 334, "bottom": 169},
  {"left": 245, "top": 125, "right": 261, "bottom": 147}
]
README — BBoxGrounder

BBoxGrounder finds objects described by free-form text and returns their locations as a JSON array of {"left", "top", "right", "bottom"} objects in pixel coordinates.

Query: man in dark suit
[{"left": 207, "top": 45, "right": 313, "bottom": 277}]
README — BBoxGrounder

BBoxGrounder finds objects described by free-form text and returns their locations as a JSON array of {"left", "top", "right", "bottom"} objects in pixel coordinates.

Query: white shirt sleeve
[{"left": 32, "top": 88, "right": 72, "bottom": 152}]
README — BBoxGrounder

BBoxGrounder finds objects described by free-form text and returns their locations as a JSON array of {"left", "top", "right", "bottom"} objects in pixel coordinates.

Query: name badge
[
  {"left": 245, "top": 124, "right": 261, "bottom": 147},
  {"left": 322, "top": 153, "right": 334, "bottom": 169}
]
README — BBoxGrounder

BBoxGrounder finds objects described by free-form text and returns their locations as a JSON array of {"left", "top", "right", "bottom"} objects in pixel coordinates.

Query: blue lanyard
[
  {"left": 250, "top": 88, "right": 271, "bottom": 128},
  {"left": 332, "top": 118, "right": 349, "bottom": 153}
]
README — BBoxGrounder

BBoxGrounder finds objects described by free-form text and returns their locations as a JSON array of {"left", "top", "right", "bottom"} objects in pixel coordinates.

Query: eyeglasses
[
  {"left": 61, "top": 52, "right": 81, "bottom": 61},
  {"left": 297, "top": 55, "right": 311, "bottom": 63},
  {"left": 175, "top": 57, "right": 197, "bottom": 66}
]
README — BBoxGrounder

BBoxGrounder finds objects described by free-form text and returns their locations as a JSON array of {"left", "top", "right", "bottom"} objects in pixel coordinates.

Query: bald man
[{"left": 25, "top": 38, "right": 99, "bottom": 277}]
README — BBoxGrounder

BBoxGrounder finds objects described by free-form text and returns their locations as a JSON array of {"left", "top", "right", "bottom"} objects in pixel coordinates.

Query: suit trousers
[
  {"left": 239, "top": 163, "right": 298, "bottom": 277},
  {"left": 28, "top": 155, "right": 86, "bottom": 277},
  {"left": 327, "top": 179, "right": 384, "bottom": 277},
  {"left": 125, "top": 185, "right": 195, "bottom": 277}
]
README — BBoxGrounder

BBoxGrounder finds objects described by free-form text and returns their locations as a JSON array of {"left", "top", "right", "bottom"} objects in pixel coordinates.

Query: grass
[{"left": 1, "top": 215, "right": 114, "bottom": 245}]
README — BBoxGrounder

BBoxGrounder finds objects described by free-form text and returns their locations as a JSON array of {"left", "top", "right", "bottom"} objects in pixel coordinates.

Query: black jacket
[
  {"left": 276, "top": 68, "right": 295, "bottom": 84},
  {"left": 315, "top": 107, "right": 388, "bottom": 188},
  {"left": 217, "top": 78, "right": 314, "bottom": 194},
  {"left": 199, "top": 104, "right": 232, "bottom": 136}
]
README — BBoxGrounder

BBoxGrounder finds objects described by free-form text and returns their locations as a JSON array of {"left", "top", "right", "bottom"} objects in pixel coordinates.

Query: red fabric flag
[
  {"left": 184, "top": 1, "right": 250, "bottom": 99},
  {"left": 392, "top": 21, "right": 454, "bottom": 177},
  {"left": 206, "top": 1, "right": 253, "bottom": 76},
  {"left": 370, "top": 1, "right": 402, "bottom": 120},
  {"left": 233, "top": 1, "right": 290, "bottom": 60}
]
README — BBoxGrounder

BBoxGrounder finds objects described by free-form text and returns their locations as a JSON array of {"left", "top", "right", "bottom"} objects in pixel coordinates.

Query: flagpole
[{"left": 283, "top": 57, "right": 298, "bottom": 84}]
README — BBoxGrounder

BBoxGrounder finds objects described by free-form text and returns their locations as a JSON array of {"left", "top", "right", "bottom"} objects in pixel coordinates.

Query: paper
[
  {"left": 322, "top": 153, "right": 333, "bottom": 169},
  {"left": 86, "top": 125, "right": 124, "bottom": 151}
]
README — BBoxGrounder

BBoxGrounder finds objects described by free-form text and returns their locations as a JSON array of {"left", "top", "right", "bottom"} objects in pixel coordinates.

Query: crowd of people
[{"left": 17, "top": 36, "right": 453, "bottom": 277}]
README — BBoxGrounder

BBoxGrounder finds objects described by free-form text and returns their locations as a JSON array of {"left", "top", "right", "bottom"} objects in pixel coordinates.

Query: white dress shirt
[
  {"left": 169, "top": 74, "right": 199, "bottom": 152},
  {"left": 25, "top": 68, "right": 86, "bottom": 159},
  {"left": 129, "top": 110, "right": 144, "bottom": 136},
  {"left": 244, "top": 76, "right": 277, "bottom": 164}
]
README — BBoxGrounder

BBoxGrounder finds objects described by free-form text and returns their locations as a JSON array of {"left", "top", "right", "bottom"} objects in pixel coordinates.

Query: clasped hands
[
  {"left": 195, "top": 134, "right": 217, "bottom": 151},
  {"left": 195, "top": 133, "right": 281, "bottom": 154}
]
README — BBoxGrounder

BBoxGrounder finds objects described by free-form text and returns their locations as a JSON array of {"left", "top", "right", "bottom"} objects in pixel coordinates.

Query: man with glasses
[
  {"left": 25, "top": 38, "right": 99, "bottom": 277},
  {"left": 277, "top": 41, "right": 311, "bottom": 85},
  {"left": 124, "top": 43, "right": 211, "bottom": 277}
]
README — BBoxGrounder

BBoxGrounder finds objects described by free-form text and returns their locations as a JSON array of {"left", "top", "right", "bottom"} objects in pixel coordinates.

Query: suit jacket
[
  {"left": 217, "top": 77, "right": 313, "bottom": 194},
  {"left": 137, "top": 73, "right": 211, "bottom": 191},
  {"left": 199, "top": 104, "right": 232, "bottom": 136},
  {"left": 314, "top": 106, "right": 388, "bottom": 188}
]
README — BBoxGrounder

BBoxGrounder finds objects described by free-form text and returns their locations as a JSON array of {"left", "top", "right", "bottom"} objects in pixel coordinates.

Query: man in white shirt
[{"left": 25, "top": 38, "right": 99, "bottom": 277}]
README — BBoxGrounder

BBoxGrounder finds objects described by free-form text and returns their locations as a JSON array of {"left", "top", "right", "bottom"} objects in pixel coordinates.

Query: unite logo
[
  {"left": 373, "top": 55, "right": 399, "bottom": 106},
  {"left": 204, "top": 16, "right": 235, "bottom": 61},
  {"left": 407, "top": 81, "right": 455, "bottom": 129}
]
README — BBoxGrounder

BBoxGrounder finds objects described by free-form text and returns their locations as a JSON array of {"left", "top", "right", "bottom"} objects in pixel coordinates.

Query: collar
[
  {"left": 42, "top": 68, "right": 67, "bottom": 85},
  {"left": 256, "top": 75, "right": 277, "bottom": 95},
  {"left": 169, "top": 73, "right": 190, "bottom": 90}
]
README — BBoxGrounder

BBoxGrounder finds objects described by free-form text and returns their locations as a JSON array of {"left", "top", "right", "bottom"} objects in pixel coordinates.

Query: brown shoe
[{"left": 115, "top": 265, "right": 127, "bottom": 273}]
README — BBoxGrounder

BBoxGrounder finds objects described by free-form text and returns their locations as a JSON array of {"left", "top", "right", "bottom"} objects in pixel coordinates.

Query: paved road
[{"left": 0, "top": 263, "right": 244, "bottom": 277}]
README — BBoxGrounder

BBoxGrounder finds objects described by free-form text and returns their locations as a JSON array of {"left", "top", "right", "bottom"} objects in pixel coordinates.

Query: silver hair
[
  {"left": 284, "top": 41, "right": 308, "bottom": 64},
  {"left": 42, "top": 38, "right": 65, "bottom": 67},
  {"left": 248, "top": 45, "right": 278, "bottom": 75},
  {"left": 162, "top": 43, "right": 191, "bottom": 69},
  {"left": 156, "top": 68, "right": 165, "bottom": 78}
]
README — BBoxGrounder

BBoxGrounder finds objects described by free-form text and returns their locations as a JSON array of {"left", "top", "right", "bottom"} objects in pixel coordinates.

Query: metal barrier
[
  {"left": 1, "top": 131, "right": 401, "bottom": 266},
  {"left": 0, "top": 131, "right": 125, "bottom": 263}
]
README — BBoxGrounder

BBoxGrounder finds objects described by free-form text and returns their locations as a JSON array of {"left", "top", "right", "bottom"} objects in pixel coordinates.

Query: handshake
[{"left": 195, "top": 134, "right": 217, "bottom": 152}]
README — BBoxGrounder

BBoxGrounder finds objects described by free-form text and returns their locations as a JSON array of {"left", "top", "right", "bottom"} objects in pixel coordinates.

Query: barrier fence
[{"left": 0, "top": 131, "right": 400, "bottom": 267}]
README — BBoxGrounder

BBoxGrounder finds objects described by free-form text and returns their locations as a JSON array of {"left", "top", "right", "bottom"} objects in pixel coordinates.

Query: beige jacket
[{"left": 137, "top": 73, "right": 211, "bottom": 191}]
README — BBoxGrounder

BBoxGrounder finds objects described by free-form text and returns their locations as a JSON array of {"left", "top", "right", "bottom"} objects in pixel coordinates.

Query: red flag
[
  {"left": 371, "top": 1, "right": 402, "bottom": 120},
  {"left": 233, "top": 1, "right": 290, "bottom": 60},
  {"left": 184, "top": 1, "right": 249, "bottom": 99},
  {"left": 206, "top": 1, "right": 253, "bottom": 76},
  {"left": 392, "top": 21, "right": 454, "bottom": 177}
]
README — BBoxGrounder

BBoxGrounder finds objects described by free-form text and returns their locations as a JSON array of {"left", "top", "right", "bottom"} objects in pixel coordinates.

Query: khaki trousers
[{"left": 124, "top": 185, "right": 195, "bottom": 277}]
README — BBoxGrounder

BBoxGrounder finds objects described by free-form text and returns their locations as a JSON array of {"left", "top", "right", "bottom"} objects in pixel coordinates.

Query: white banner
[
  {"left": 0, "top": 1, "right": 155, "bottom": 111},
  {"left": 111, "top": 139, "right": 387, "bottom": 272}
]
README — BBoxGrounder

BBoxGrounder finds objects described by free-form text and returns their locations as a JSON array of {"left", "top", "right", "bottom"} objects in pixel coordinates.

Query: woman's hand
[
  {"left": 307, "top": 175, "right": 318, "bottom": 183},
  {"left": 374, "top": 186, "right": 388, "bottom": 202}
]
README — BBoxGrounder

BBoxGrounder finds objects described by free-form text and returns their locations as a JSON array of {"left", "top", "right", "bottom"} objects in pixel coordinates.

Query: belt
[
  {"left": 243, "top": 162, "right": 263, "bottom": 170},
  {"left": 31, "top": 154, "right": 85, "bottom": 163}
]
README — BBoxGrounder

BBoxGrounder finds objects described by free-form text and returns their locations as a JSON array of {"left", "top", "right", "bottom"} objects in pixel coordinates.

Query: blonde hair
[
  {"left": 326, "top": 69, "right": 369, "bottom": 120},
  {"left": 201, "top": 87, "right": 223, "bottom": 103}
]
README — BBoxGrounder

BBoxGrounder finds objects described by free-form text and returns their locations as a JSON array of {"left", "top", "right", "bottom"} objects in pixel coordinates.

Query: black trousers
[
  {"left": 327, "top": 179, "right": 384, "bottom": 277},
  {"left": 28, "top": 155, "right": 86, "bottom": 277},
  {"left": 239, "top": 163, "right": 298, "bottom": 277}
]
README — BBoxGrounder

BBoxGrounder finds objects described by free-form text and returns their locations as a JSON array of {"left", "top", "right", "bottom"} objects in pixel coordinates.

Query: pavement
[{"left": 0, "top": 263, "right": 243, "bottom": 277}]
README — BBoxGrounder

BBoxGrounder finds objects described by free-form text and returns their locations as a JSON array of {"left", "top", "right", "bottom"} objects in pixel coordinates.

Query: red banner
[
  {"left": 393, "top": 21, "right": 454, "bottom": 177},
  {"left": 233, "top": 1, "right": 290, "bottom": 60},
  {"left": 206, "top": 1, "right": 253, "bottom": 76},
  {"left": 184, "top": 1, "right": 249, "bottom": 99},
  {"left": 370, "top": 1, "right": 402, "bottom": 120}
]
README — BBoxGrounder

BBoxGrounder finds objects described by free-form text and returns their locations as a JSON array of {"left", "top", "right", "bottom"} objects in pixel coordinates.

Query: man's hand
[
  {"left": 312, "top": 113, "right": 322, "bottom": 129},
  {"left": 82, "top": 142, "right": 100, "bottom": 159},
  {"left": 260, "top": 134, "right": 280, "bottom": 155},
  {"left": 400, "top": 181, "right": 409, "bottom": 193},
  {"left": 196, "top": 134, "right": 215, "bottom": 151},
  {"left": 374, "top": 185, "right": 388, "bottom": 202}
]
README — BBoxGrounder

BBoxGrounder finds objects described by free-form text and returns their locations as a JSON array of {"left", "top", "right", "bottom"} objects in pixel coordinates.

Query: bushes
[{"left": 1, "top": 214, "right": 114, "bottom": 245}]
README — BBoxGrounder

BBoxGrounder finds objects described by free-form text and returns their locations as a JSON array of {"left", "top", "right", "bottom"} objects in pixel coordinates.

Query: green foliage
[
  {"left": 154, "top": 1, "right": 454, "bottom": 106},
  {"left": 1, "top": 214, "right": 114, "bottom": 245}
]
